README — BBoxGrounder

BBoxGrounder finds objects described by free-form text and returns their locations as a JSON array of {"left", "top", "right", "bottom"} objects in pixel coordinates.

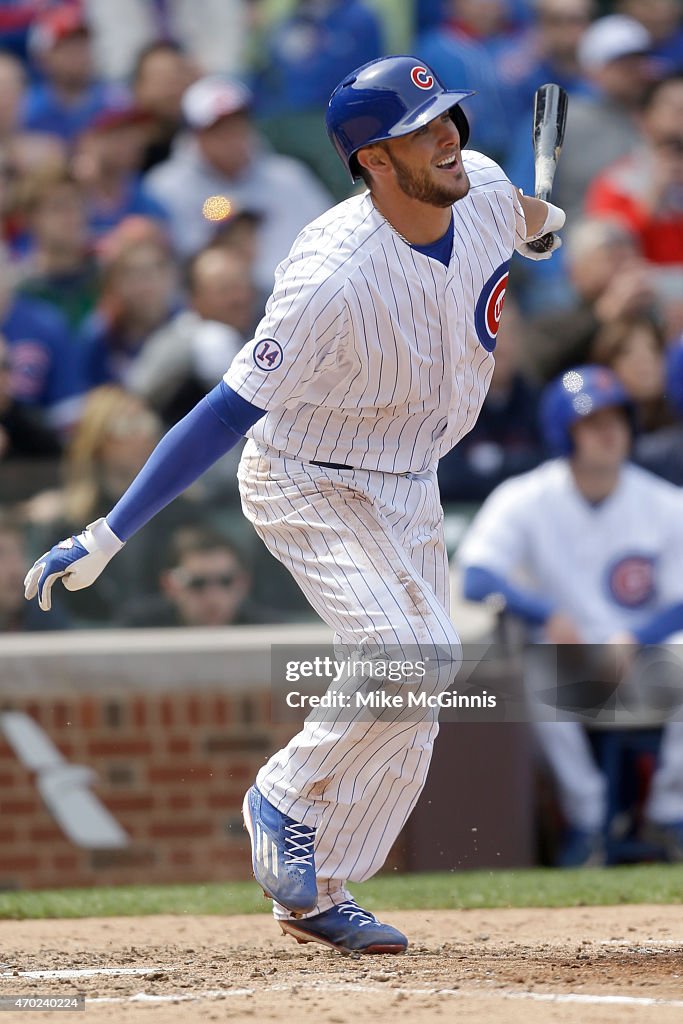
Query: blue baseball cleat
[
  {"left": 280, "top": 900, "right": 408, "bottom": 955},
  {"left": 242, "top": 786, "right": 318, "bottom": 915}
]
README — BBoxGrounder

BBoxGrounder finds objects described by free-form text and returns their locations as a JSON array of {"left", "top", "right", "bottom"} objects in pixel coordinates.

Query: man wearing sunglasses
[{"left": 121, "top": 525, "right": 254, "bottom": 628}]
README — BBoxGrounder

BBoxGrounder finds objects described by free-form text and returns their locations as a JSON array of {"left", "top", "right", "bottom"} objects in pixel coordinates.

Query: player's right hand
[
  {"left": 516, "top": 200, "right": 565, "bottom": 261},
  {"left": 24, "top": 517, "right": 125, "bottom": 612}
]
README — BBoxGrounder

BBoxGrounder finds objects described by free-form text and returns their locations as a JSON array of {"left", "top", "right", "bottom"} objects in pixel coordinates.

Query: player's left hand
[
  {"left": 24, "top": 518, "right": 124, "bottom": 612},
  {"left": 516, "top": 201, "right": 566, "bottom": 261}
]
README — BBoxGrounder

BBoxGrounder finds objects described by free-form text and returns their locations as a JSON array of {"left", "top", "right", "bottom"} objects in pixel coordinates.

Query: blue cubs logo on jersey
[
  {"left": 411, "top": 66, "right": 434, "bottom": 90},
  {"left": 606, "top": 554, "right": 656, "bottom": 609},
  {"left": 253, "top": 338, "right": 283, "bottom": 371},
  {"left": 474, "top": 260, "right": 511, "bottom": 352}
]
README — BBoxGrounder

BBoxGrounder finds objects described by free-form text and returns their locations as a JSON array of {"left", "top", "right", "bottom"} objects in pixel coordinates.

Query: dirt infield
[{"left": 1, "top": 905, "right": 682, "bottom": 1023}]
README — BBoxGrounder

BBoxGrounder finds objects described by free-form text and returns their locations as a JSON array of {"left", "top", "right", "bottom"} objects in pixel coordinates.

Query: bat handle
[
  {"left": 526, "top": 189, "right": 555, "bottom": 253},
  {"left": 526, "top": 232, "right": 555, "bottom": 254}
]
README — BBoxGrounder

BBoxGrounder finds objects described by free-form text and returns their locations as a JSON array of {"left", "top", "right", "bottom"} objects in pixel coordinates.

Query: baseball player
[
  {"left": 24, "top": 56, "right": 565, "bottom": 953},
  {"left": 459, "top": 366, "right": 683, "bottom": 867}
]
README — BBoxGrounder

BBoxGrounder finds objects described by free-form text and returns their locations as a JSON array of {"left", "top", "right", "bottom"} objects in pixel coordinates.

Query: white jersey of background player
[
  {"left": 24, "top": 57, "right": 566, "bottom": 954},
  {"left": 459, "top": 366, "right": 683, "bottom": 867}
]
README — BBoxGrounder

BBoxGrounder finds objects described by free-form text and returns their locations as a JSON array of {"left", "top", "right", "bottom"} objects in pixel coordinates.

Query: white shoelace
[
  {"left": 284, "top": 822, "right": 315, "bottom": 867},
  {"left": 337, "top": 901, "right": 376, "bottom": 927}
]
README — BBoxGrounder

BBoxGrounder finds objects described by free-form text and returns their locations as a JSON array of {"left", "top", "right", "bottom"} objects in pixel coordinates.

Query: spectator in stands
[
  {"left": 551, "top": 14, "right": 654, "bottom": 225},
  {"left": 144, "top": 75, "right": 333, "bottom": 291},
  {"left": 521, "top": 217, "right": 658, "bottom": 382},
  {"left": 0, "top": 49, "right": 30, "bottom": 148},
  {"left": 128, "top": 245, "right": 254, "bottom": 426},
  {"left": 79, "top": 217, "right": 180, "bottom": 389},
  {"left": 16, "top": 166, "right": 99, "bottom": 331},
  {"left": 121, "top": 524, "right": 262, "bottom": 628},
  {"left": 499, "top": 0, "right": 599, "bottom": 317},
  {"left": 0, "top": 508, "right": 69, "bottom": 631},
  {"left": 618, "top": 0, "right": 683, "bottom": 75},
  {"left": 417, "top": 0, "right": 511, "bottom": 160},
  {"left": 634, "top": 336, "right": 683, "bottom": 483},
  {"left": 586, "top": 75, "right": 683, "bottom": 268},
  {"left": 0, "top": 331, "right": 61, "bottom": 462},
  {"left": 502, "top": 0, "right": 596, "bottom": 188},
  {"left": 211, "top": 208, "right": 262, "bottom": 282},
  {"left": 0, "top": 2, "right": 42, "bottom": 63},
  {"left": 251, "top": 0, "right": 383, "bottom": 116},
  {"left": 0, "top": 51, "right": 68, "bottom": 258},
  {"left": 22, "top": 4, "right": 124, "bottom": 143},
  {"left": 458, "top": 365, "right": 683, "bottom": 865},
  {"left": 0, "top": 245, "right": 84, "bottom": 430},
  {"left": 438, "top": 298, "right": 543, "bottom": 501},
  {"left": 131, "top": 41, "right": 198, "bottom": 173},
  {"left": 445, "top": 0, "right": 519, "bottom": 55},
  {"left": 590, "top": 313, "right": 672, "bottom": 433},
  {"left": 25, "top": 386, "right": 198, "bottom": 624},
  {"left": 589, "top": 312, "right": 683, "bottom": 485},
  {"left": 83, "top": 0, "right": 247, "bottom": 82},
  {"left": 71, "top": 102, "right": 169, "bottom": 239}
]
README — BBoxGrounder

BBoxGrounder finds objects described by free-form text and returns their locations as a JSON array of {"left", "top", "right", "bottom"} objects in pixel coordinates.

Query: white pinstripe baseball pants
[{"left": 238, "top": 439, "right": 461, "bottom": 918}]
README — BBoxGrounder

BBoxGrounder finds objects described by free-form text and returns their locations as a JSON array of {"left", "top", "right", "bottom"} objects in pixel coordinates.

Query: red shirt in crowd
[{"left": 586, "top": 149, "right": 683, "bottom": 266}]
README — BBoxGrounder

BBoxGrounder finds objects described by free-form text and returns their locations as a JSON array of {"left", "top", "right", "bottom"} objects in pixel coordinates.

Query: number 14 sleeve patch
[{"left": 253, "top": 339, "right": 284, "bottom": 371}]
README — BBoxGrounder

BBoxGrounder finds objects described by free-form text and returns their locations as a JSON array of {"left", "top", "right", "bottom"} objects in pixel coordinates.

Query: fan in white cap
[{"left": 182, "top": 75, "right": 252, "bottom": 131}]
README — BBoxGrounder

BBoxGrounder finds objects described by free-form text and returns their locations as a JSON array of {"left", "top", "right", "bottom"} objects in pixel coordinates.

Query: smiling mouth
[{"left": 435, "top": 153, "right": 459, "bottom": 172}]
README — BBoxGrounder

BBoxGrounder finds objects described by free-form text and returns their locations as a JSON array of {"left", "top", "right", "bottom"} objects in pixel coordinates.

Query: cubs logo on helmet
[
  {"left": 411, "top": 66, "right": 434, "bottom": 90},
  {"left": 474, "top": 260, "right": 510, "bottom": 352},
  {"left": 606, "top": 554, "right": 656, "bottom": 609}
]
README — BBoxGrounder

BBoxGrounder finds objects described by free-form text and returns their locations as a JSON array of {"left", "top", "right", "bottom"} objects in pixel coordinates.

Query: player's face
[
  {"left": 571, "top": 406, "right": 631, "bottom": 470},
  {"left": 383, "top": 110, "right": 470, "bottom": 207}
]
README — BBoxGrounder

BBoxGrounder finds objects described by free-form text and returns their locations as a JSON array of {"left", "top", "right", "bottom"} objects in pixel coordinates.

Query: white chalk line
[
  {"left": 88, "top": 980, "right": 683, "bottom": 1010},
  {"left": 0, "top": 967, "right": 174, "bottom": 980}
]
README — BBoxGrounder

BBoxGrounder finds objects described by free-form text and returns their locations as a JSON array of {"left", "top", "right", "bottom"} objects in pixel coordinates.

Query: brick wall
[{"left": 0, "top": 689, "right": 298, "bottom": 890}]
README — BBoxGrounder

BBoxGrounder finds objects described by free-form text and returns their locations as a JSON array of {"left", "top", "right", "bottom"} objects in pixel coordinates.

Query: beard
[{"left": 385, "top": 148, "right": 470, "bottom": 207}]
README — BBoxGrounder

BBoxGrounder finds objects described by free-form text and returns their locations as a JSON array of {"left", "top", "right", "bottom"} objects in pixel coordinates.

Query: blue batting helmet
[
  {"left": 326, "top": 55, "right": 474, "bottom": 181},
  {"left": 540, "top": 365, "right": 632, "bottom": 456}
]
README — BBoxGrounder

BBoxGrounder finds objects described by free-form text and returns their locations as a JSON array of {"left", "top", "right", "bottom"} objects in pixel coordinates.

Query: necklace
[{"left": 370, "top": 198, "right": 412, "bottom": 246}]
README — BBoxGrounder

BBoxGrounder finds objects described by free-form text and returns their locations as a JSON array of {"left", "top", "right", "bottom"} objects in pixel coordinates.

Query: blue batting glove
[{"left": 24, "top": 518, "right": 124, "bottom": 612}]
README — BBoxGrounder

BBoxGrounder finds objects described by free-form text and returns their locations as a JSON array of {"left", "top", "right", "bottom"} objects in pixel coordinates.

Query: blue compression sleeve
[
  {"left": 463, "top": 565, "right": 556, "bottom": 627},
  {"left": 107, "top": 383, "right": 265, "bottom": 541},
  {"left": 632, "top": 603, "right": 683, "bottom": 645}
]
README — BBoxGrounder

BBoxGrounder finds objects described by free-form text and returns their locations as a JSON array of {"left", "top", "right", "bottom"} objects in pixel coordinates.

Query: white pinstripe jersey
[{"left": 224, "top": 151, "right": 525, "bottom": 474}]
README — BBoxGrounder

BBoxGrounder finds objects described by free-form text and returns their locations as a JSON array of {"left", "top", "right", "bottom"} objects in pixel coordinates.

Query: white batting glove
[
  {"left": 516, "top": 201, "right": 566, "bottom": 261},
  {"left": 24, "top": 518, "right": 125, "bottom": 612}
]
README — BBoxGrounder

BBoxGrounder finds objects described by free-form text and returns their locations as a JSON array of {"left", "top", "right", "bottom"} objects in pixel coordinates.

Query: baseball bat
[{"left": 526, "top": 83, "right": 568, "bottom": 254}]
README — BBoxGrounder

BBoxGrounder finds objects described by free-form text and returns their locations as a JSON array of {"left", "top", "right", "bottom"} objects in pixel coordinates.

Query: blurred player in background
[
  {"left": 24, "top": 56, "right": 565, "bottom": 954},
  {"left": 459, "top": 365, "right": 683, "bottom": 866}
]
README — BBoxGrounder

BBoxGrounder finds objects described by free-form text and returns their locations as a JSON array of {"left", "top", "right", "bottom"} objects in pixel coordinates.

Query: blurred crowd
[{"left": 1, "top": 0, "right": 683, "bottom": 634}]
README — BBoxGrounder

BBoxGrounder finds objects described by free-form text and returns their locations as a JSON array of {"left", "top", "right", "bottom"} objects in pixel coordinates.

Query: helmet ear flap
[{"left": 450, "top": 105, "right": 470, "bottom": 148}]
